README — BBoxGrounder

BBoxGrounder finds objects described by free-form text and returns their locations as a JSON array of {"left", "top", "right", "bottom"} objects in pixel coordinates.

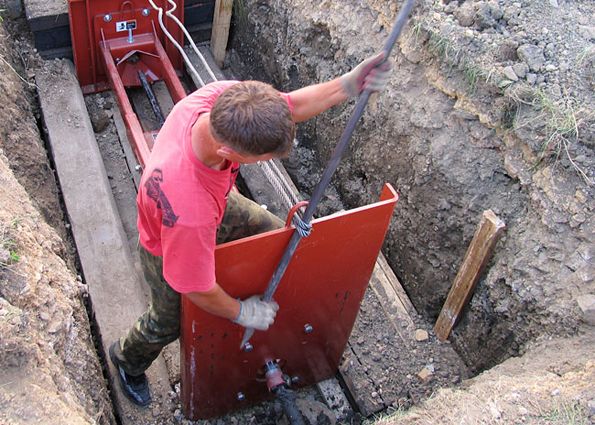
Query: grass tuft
[
  {"left": 1, "top": 220, "right": 20, "bottom": 267},
  {"left": 537, "top": 401, "right": 590, "bottom": 424}
]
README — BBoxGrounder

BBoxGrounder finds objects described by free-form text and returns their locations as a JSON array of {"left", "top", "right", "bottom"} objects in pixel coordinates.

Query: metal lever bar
[{"left": 240, "top": 0, "right": 416, "bottom": 350}]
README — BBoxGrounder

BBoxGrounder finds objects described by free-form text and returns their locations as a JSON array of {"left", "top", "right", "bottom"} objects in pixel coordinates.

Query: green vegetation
[
  {"left": 538, "top": 401, "right": 590, "bottom": 424},
  {"left": 416, "top": 25, "right": 491, "bottom": 95},
  {"left": 505, "top": 84, "right": 593, "bottom": 185},
  {"left": 1, "top": 220, "right": 20, "bottom": 266}
]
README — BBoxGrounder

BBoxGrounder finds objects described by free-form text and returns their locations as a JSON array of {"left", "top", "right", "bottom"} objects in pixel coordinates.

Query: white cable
[
  {"left": 147, "top": 0, "right": 205, "bottom": 86},
  {"left": 164, "top": 0, "right": 218, "bottom": 83}
]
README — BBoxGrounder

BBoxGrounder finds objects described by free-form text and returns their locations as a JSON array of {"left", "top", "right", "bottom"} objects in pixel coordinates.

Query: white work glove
[
  {"left": 339, "top": 52, "right": 393, "bottom": 97},
  {"left": 234, "top": 295, "right": 279, "bottom": 331}
]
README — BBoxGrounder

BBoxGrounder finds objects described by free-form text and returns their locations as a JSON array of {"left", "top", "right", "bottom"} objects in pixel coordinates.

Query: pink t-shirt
[{"left": 137, "top": 81, "right": 292, "bottom": 294}]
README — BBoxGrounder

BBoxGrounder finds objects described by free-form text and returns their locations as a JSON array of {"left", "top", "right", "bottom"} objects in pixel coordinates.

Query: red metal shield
[{"left": 180, "top": 184, "right": 398, "bottom": 419}]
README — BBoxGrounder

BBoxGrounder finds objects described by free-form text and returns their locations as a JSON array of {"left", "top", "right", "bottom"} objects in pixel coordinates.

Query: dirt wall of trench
[
  {"left": 226, "top": 0, "right": 594, "bottom": 372},
  {"left": 0, "top": 16, "right": 115, "bottom": 424}
]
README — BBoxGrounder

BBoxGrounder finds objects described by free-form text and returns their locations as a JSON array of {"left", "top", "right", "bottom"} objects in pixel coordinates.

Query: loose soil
[
  {"left": 0, "top": 8, "right": 114, "bottom": 424},
  {"left": 0, "top": 0, "right": 593, "bottom": 424},
  {"left": 227, "top": 0, "right": 594, "bottom": 373}
]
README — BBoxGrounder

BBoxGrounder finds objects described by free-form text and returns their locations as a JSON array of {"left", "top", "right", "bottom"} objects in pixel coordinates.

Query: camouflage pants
[{"left": 113, "top": 190, "right": 283, "bottom": 376}]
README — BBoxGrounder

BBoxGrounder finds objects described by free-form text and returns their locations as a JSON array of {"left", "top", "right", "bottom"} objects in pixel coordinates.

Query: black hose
[{"left": 273, "top": 385, "right": 305, "bottom": 425}]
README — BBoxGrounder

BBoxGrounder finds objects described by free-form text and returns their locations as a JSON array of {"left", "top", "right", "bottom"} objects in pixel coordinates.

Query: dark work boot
[{"left": 109, "top": 341, "right": 152, "bottom": 407}]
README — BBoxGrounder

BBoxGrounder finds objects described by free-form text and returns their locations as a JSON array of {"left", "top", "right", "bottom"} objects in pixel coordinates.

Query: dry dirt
[
  {"left": 373, "top": 332, "right": 595, "bottom": 425},
  {"left": 227, "top": 0, "right": 594, "bottom": 374},
  {"left": 0, "top": 0, "right": 594, "bottom": 424},
  {"left": 0, "top": 11, "right": 114, "bottom": 424}
]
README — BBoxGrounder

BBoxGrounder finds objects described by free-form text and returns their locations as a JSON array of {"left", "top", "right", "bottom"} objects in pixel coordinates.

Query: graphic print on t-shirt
[{"left": 145, "top": 168, "right": 179, "bottom": 227}]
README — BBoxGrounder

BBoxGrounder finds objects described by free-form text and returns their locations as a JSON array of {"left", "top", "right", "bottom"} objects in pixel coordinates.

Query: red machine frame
[{"left": 68, "top": 0, "right": 187, "bottom": 166}]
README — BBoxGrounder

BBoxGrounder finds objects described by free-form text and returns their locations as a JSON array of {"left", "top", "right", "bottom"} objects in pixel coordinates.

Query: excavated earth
[
  {"left": 227, "top": 0, "right": 594, "bottom": 373},
  {"left": 0, "top": 0, "right": 594, "bottom": 424}
]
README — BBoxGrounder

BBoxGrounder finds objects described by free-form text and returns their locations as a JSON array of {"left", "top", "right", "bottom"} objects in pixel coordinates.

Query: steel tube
[{"left": 138, "top": 70, "right": 166, "bottom": 126}]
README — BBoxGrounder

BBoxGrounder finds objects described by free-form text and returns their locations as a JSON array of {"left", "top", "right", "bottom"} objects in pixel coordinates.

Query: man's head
[{"left": 209, "top": 81, "right": 295, "bottom": 162}]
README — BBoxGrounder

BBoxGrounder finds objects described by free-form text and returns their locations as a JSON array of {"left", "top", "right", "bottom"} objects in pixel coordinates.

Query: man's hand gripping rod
[{"left": 240, "top": 0, "right": 416, "bottom": 350}]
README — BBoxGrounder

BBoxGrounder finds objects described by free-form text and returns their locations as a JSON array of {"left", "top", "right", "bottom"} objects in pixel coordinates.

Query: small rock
[
  {"left": 417, "top": 367, "right": 433, "bottom": 382},
  {"left": 588, "top": 399, "right": 595, "bottom": 415},
  {"left": 545, "top": 64, "right": 557, "bottom": 72},
  {"left": 576, "top": 294, "right": 595, "bottom": 325},
  {"left": 578, "top": 26, "right": 595, "bottom": 42},
  {"left": 512, "top": 62, "right": 528, "bottom": 78},
  {"left": 517, "top": 44, "right": 545, "bottom": 71},
  {"left": 548, "top": 0, "right": 558, "bottom": 7},
  {"left": 39, "top": 311, "right": 51, "bottom": 322},
  {"left": 575, "top": 190, "right": 587, "bottom": 204},
  {"left": 526, "top": 73, "right": 537, "bottom": 85},
  {"left": 551, "top": 388, "right": 561, "bottom": 396},
  {"left": 489, "top": 402, "right": 502, "bottom": 419},
  {"left": 371, "top": 391, "right": 378, "bottom": 398},
  {"left": 0, "top": 247, "right": 10, "bottom": 264},
  {"left": 475, "top": 2, "right": 498, "bottom": 30},
  {"left": 502, "top": 66, "right": 519, "bottom": 81},
  {"left": 454, "top": 2, "right": 475, "bottom": 27},
  {"left": 415, "top": 329, "right": 429, "bottom": 342}
]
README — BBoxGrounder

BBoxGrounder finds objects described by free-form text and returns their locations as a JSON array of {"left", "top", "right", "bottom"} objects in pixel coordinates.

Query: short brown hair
[{"left": 209, "top": 81, "right": 295, "bottom": 156}]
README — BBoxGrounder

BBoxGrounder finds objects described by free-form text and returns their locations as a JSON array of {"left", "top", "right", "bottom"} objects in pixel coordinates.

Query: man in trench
[{"left": 109, "top": 53, "right": 393, "bottom": 406}]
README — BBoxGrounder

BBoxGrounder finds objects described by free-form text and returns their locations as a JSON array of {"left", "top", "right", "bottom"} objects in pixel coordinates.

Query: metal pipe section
[
  {"left": 264, "top": 361, "right": 305, "bottom": 425},
  {"left": 137, "top": 70, "right": 166, "bottom": 126},
  {"left": 240, "top": 0, "right": 416, "bottom": 350}
]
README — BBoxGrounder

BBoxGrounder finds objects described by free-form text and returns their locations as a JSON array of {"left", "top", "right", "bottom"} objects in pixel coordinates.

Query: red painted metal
[
  {"left": 68, "top": 0, "right": 184, "bottom": 92},
  {"left": 99, "top": 29, "right": 187, "bottom": 166},
  {"left": 69, "top": 0, "right": 188, "bottom": 166},
  {"left": 180, "top": 184, "right": 399, "bottom": 420}
]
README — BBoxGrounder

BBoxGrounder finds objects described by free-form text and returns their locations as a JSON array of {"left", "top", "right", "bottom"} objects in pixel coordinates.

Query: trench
[
  {"left": 9, "top": 0, "right": 589, "bottom": 422},
  {"left": 41, "top": 18, "right": 516, "bottom": 425},
  {"left": 225, "top": 18, "right": 522, "bottom": 377},
  {"left": 219, "top": 0, "right": 593, "bottom": 384}
]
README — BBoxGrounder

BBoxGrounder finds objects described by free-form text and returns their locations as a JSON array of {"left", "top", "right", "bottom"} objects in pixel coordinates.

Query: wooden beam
[
  {"left": 210, "top": 0, "right": 233, "bottom": 67},
  {"left": 434, "top": 210, "right": 506, "bottom": 341}
]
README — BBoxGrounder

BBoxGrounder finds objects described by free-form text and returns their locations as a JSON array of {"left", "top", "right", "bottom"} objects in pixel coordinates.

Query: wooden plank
[
  {"left": 210, "top": 0, "right": 233, "bottom": 67},
  {"left": 37, "top": 59, "right": 175, "bottom": 424},
  {"left": 316, "top": 378, "right": 353, "bottom": 422},
  {"left": 112, "top": 105, "right": 142, "bottom": 190},
  {"left": 434, "top": 210, "right": 506, "bottom": 341},
  {"left": 369, "top": 260, "right": 414, "bottom": 343},
  {"left": 376, "top": 253, "right": 417, "bottom": 317}
]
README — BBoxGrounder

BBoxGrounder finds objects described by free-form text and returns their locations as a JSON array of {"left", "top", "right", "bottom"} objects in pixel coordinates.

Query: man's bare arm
[
  {"left": 186, "top": 283, "right": 240, "bottom": 320},
  {"left": 289, "top": 78, "right": 348, "bottom": 123}
]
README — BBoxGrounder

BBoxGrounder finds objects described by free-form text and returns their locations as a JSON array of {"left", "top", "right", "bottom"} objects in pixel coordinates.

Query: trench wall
[{"left": 226, "top": 0, "right": 594, "bottom": 371}]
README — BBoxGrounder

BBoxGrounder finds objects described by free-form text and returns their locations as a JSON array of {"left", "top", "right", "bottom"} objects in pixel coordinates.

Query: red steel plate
[{"left": 180, "top": 184, "right": 398, "bottom": 419}]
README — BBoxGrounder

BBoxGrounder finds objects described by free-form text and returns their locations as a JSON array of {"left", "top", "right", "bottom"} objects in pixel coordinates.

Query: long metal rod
[
  {"left": 138, "top": 70, "right": 166, "bottom": 126},
  {"left": 241, "top": 0, "right": 416, "bottom": 349}
]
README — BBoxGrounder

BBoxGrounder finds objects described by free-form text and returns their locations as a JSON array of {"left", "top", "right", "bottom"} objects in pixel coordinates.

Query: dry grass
[{"left": 507, "top": 86, "right": 594, "bottom": 186}]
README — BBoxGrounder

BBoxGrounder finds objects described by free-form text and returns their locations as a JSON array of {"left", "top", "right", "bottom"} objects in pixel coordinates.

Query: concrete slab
[{"left": 36, "top": 59, "right": 174, "bottom": 425}]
